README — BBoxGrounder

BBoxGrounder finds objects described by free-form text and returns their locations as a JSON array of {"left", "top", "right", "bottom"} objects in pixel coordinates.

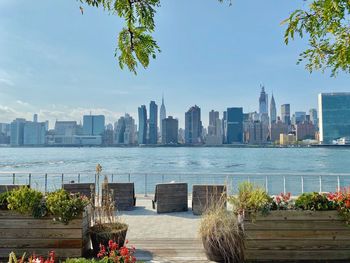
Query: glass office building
[
  {"left": 318, "top": 93, "right": 350, "bottom": 144},
  {"left": 226, "top": 107, "right": 243, "bottom": 144}
]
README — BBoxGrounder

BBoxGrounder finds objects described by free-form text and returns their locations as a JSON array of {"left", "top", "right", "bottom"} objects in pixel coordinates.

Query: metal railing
[{"left": 0, "top": 171, "right": 350, "bottom": 196}]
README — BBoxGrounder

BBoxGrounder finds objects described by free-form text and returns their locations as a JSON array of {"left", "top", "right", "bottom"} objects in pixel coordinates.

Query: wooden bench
[
  {"left": 192, "top": 185, "right": 227, "bottom": 215},
  {"left": 102, "top": 183, "right": 136, "bottom": 211},
  {"left": 62, "top": 183, "right": 95, "bottom": 201},
  {"left": 152, "top": 183, "right": 188, "bottom": 213},
  {"left": 0, "top": 184, "right": 29, "bottom": 194}
]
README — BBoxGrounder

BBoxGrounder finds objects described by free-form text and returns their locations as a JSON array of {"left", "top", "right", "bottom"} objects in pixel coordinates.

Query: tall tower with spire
[
  {"left": 270, "top": 93, "right": 277, "bottom": 124},
  {"left": 259, "top": 85, "right": 268, "bottom": 115},
  {"left": 160, "top": 94, "right": 166, "bottom": 139}
]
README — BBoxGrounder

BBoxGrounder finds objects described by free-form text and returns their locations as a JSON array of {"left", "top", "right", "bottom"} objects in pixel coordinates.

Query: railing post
[
  {"left": 144, "top": 174, "right": 148, "bottom": 197},
  {"left": 301, "top": 176, "right": 304, "bottom": 194},
  {"left": 162, "top": 174, "right": 164, "bottom": 183},
  {"left": 111, "top": 173, "right": 114, "bottom": 183},
  {"left": 61, "top": 173, "right": 64, "bottom": 187},
  {"left": 337, "top": 176, "right": 340, "bottom": 191},
  {"left": 128, "top": 173, "right": 131, "bottom": 183},
  {"left": 45, "top": 173, "right": 48, "bottom": 193},
  {"left": 319, "top": 175, "right": 322, "bottom": 193},
  {"left": 28, "top": 173, "right": 31, "bottom": 187},
  {"left": 78, "top": 173, "right": 81, "bottom": 183},
  {"left": 12, "top": 173, "right": 15, "bottom": 185},
  {"left": 265, "top": 176, "right": 268, "bottom": 193},
  {"left": 283, "top": 176, "right": 286, "bottom": 194}
]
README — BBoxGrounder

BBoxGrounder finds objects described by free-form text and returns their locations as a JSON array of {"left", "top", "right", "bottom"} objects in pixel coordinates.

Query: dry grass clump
[{"left": 199, "top": 201, "right": 245, "bottom": 263}]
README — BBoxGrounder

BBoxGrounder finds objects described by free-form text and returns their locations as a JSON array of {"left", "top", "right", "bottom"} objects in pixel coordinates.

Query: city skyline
[{"left": 0, "top": 0, "right": 349, "bottom": 129}]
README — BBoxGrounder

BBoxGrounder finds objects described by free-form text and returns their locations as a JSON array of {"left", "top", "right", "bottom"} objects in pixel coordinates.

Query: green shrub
[
  {"left": 46, "top": 189, "right": 89, "bottom": 224},
  {"left": 0, "top": 191, "right": 12, "bottom": 210},
  {"left": 295, "top": 192, "right": 336, "bottom": 211},
  {"left": 229, "top": 182, "right": 272, "bottom": 218},
  {"left": 7, "top": 186, "right": 43, "bottom": 215}
]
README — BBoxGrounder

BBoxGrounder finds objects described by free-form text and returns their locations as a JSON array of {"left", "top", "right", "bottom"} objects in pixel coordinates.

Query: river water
[{"left": 0, "top": 147, "right": 349, "bottom": 195}]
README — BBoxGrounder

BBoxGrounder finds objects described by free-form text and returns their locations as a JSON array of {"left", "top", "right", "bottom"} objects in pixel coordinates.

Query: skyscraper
[
  {"left": 270, "top": 93, "right": 277, "bottom": 124},
  {"left": 138, "top": 105, "right": 147, "bottom": 144},
  {"left": 10, "top": 118, "right": 26, "bottom": 146},
  {"left": 114, "top": 116, "right": 126, "bottom": 144},
  {"left": 226, "top": 107, "right": 243, "bottom": 144},
  {"left": 160, "top": 95, "right": 166, "bottom": 140},
  {"left": 185, "top": 105, "right": 202, "bottom": 144},
  {"left": 309, "top": 108, "right": 318, "bottom": 127},
  {"left": 295, "top": 111, "right": 306, "bottom": 124},
  {"left": 162, "top": 116, "right": 178, "bottom": 144},
  {"left": 149, "top": 101, "right": 158, "bottom": 144},
  {"left": 23, "top": 121, "right": 46, "bottom": 145},
  {"left": 83, "top": 115, "right": 105, "bottom": 136},
  {"left": 318, "top": 93, "right": 350, "bottom": 144},
  {"left": 259, "top": 85, "right": 268, "bottom": 115},
  {"left": 281, "top": 104, "right": 291, "bottom": 125},
  {"left": 208, "top": 110, "right": 219, "bottom": 136}
]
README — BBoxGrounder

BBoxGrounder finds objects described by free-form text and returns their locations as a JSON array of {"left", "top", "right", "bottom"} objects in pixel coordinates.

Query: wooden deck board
[{"left": 132, "top": 238, "right": 213, "bottom": 262}]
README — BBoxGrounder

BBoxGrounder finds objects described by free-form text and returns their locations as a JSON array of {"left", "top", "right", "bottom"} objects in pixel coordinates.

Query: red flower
[{"left": 120, "top": 247, "right": 129, "bottom": 256}]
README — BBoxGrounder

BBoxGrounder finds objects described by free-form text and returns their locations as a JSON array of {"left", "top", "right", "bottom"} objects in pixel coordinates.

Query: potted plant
[
  {"left": 199, "top": 197, "right": 245, "bottom": 263},
  {"left": 89, "top": 164, "right": 128, "bottom": 256}
]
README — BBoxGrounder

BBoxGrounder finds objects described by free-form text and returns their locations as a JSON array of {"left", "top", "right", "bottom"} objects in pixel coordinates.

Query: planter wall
[
  {"left": 244, "top": 210, "right": 350, "bottom": 262},
  {"left": 0, "top": 210, "right": 89, "bottom": 260}
]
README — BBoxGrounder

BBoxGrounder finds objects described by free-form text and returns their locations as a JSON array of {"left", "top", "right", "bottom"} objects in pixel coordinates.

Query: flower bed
[{"left": 0, "top": 187, "right": 90, "bottom": 260}]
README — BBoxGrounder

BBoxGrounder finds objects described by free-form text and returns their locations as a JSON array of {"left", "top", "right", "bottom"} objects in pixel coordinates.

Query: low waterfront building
[
  {"left": 270, "top": 121, "right": 289, "bottom": 143},
  {"left": 296, "top": 122, "right": 316, "bottom": 141},
  {"left": 280, "top": 133, "right": 296, "bottom": 145}
]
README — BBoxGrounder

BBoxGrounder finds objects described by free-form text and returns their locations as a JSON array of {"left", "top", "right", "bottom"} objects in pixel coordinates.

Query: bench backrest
[
  {"left": 192, "top": 184, "right": 227, "bottom": 215},
  {"left": 103, "top": 183, "right": 135, "bottom": 211},
  {"left": 63, "top": 183, "right": 95, "bottom": 200},
  {"left": 155, "top": 183, "right": 188, "bottom": 213},
  {"left": 0, "top": 184, "right": 29, "bottom": 194}
]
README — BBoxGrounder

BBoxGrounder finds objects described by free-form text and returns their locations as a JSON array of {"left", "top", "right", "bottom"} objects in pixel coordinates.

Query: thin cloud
[{"left": 16, "top": 100, "right": 30, "bottom": 106}]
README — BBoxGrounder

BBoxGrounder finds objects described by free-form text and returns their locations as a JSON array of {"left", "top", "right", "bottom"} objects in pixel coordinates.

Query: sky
[{"left": 0, "top": 0, "right": 348, "bottom": 128}]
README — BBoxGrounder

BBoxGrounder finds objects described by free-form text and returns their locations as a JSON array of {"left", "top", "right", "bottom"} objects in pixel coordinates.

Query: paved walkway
[{"left": 118, "top": 196, "right": 212, "bottom": 262}]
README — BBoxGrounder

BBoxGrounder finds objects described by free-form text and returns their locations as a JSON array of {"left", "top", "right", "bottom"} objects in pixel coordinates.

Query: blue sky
[{"left": 0, "top": 0, "right": 348, "bottom": 128}]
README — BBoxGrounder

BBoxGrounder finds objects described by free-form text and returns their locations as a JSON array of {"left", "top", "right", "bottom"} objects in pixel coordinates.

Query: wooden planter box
[
  {"left": 0, "top": 210, "right": 89, "bottom": 260},
  {"left": 244, "top": 210, "right": 350, "bottom": 262}
]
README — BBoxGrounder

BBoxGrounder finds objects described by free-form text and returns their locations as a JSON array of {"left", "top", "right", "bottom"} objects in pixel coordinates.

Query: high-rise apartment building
[
  {"left": 270, "top": 94, "right": 277, "bottom": 124},
  {"left": 295, "top": 111, "right": 306, "bottom": 125},
  {"left": 309, "top": 108, "right": 318, "bottom": 127},
  {"left": 83, "top": 115, "right": 105, "bottom": 136},
  {"left": 162, "top": 116, "right": 178, "bottom": 144},
  {"left": 10, "top": 118, "right": 26, "bottom": 146},
  {"left": 23, "top": 121, "right": 46, "bottom": 145},
  {"left": 318, "top": 93, "right": 350, "bottom": 144},
  {"left": 138, "top": 105, "right": 147, "bottom": 144},
  {"left": 281, "top": 104, "right": 291, "bottom": 125},
  {"left": 149, "top": 101, "right": 158, "bottom": 144},
  {"left": 160, "top": 95, "right": 166, "bottom": 140},
  {"left": 226, "top": 107, "right": 243, "bottom": 144},
  {"left": 185, "top": 105, "right": 202, "bottom": 144},
  {"left": 207, "top": 110, "right": 222, "bottom": 145},
  {"left": 115, "top": 114, "right": 136, "bottom": 145}
]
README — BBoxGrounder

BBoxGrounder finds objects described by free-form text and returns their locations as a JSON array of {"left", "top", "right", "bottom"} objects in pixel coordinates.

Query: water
[{"left": 0, "top": 147, "right": 349, "bottom": 195}]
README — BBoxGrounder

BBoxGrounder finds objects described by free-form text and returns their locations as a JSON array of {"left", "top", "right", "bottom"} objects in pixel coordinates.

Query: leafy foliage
[
  {"left": 295, "top": 192, "right": 336, "bottom": 211},
  {"left": 46, "top": 189, "right": 90, "bottom": 224},
  {"left": 0, "top": 191, "right": 11, "bottom": 210},
  {"left": 228, "top": 182, "right": 272, "bottom": 220},
  {"left": 7, "top": 186, "right": 43, "bottom": 215},
  {"left": 283, "top": 0, "right": 350, "bottom": 76}
]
